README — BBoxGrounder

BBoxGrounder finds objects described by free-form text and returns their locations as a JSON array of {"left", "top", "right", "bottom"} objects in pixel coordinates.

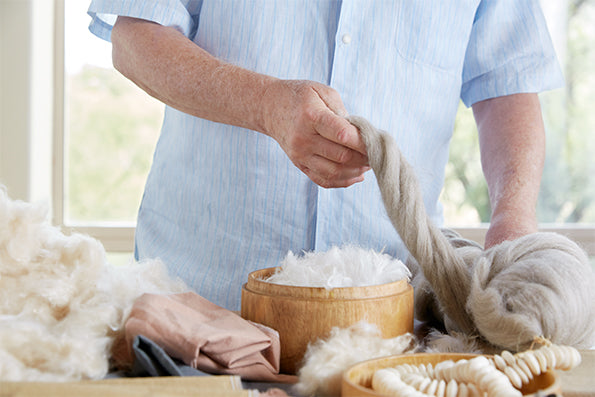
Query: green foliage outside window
[
  {"left": 66, "top": 66, "right": 162, "bottom": 223},
  {"left": 442, "top": 0, "right": 595, "bottom": 225}
]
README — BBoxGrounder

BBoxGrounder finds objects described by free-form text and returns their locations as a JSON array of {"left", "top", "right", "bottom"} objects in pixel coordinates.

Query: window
[
  {"left": 54, "top": 0, "right": 162, "bottom": 252},
  {"left": 49, "top": 0, "right": 593, "bottom": 257},
  {"left": 440, "top": 0, "right": 595, "bottom": 257}
]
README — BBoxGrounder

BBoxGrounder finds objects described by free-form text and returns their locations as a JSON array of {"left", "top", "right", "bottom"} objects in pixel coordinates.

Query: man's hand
[{"left": 260, "top": 80, "right": 369, "bottom": 188}]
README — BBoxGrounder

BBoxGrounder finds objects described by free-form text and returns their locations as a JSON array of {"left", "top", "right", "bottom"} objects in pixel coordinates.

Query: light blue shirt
[{"left": 88, "top": 0, "right": 562, "bottom": 310}]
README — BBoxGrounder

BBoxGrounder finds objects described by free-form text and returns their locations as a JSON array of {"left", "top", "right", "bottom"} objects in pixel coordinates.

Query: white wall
[{"left": 0, "top": 0, "right": 53, "bottom": 203}]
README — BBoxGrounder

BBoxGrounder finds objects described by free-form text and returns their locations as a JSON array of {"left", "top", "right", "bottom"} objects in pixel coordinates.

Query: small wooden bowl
[
  {"left": 241, "top": 267, "right": 414, "bottom": 374},
  {"left": 342, "top": 353, "right": 561, "bottom": 396}
]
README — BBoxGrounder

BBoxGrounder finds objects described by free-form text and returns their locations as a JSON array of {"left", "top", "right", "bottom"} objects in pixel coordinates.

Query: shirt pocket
[{"left": 395, "top": 1, "right": 479, "bottom": 72}]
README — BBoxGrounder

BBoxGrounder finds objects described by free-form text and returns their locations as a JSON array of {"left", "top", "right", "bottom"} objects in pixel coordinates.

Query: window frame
[
  {"left": 47, "top": 0, "right": 594, "bottom": 255},
  {"left": 53, "top": 0, "right": 135, "bottom": 252}
]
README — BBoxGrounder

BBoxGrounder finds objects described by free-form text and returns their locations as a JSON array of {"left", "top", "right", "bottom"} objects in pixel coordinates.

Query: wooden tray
[{"left": 342, "top": 353, "right": 560, "bottom": 396}]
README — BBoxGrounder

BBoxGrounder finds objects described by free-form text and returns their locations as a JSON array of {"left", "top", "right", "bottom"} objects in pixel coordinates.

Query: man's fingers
[
  {"left": 311, "top": 135, "right": 370, "bottom": 167},
  {"left": 302, "top": 167, "right": 366, "bottom": 188},
  {"left": 313, "top": 111, "right": 368, "bottom": 157},
  {"left": 300, "top": 155, "right": 368, "bottom": 188}
]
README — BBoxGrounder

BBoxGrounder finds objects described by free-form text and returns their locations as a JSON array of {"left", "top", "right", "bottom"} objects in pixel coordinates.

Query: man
[{"left": 88, "top": 1, "right": 562, "bottom": 310}]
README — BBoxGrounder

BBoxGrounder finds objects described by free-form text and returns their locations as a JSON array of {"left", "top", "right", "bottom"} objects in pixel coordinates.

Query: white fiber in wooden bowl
[{"left": 263, "top": 245, "right": 410, "bottom": 289}]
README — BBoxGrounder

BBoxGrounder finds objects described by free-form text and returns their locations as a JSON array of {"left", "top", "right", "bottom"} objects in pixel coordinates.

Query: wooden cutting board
[
  {"left": 559, "top": 349, "right": 595, "bottom": 397},
  {"left": 0, "top": 376, "right": 258, "bottom": 397}
]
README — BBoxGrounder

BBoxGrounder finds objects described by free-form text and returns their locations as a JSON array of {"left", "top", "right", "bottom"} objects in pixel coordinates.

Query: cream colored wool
[
  {"left": 0, "top": 187, "right": 188, "bottom": 381},
  {"left": 295, "top": 322, "right": 416, "bottom": 397},
  {"left": 295, "top": 325, "right": 489, "bottom": 397},
  {"left": 423, "top": 330, "right": 486, "bottom": 355},
  {"left": 265, "top": 245, "right": 410, "bottom": 288},
  {"left": 349, "top": 115, "right": 595, "bottom": 351}
]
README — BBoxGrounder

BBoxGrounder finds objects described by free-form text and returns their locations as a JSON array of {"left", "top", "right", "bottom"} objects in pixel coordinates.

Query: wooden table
[
  {"left": 559, "top": 349, "right": 595, "bottom": 397},
  {"left": 0, "top": 351, "right": 592, "bottom": 396},
  {"left": 0, "top": 376, "right": 257, "bottom": 397}
]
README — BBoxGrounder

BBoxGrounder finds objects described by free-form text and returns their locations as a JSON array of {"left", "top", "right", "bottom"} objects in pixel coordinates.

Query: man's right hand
[{"left": 259, "top": 80, "right": 370, "bottom": 188}]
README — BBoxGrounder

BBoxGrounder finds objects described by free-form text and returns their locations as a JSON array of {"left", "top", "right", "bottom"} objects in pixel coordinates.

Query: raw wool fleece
[
  {"left": 265, "top": 245, "right": 410, "bottom": 288},
  {"left": 295, "top": 324, "right": 493, "bottom": 397},
  {"left": 349, "top": 115, "right": 595, "bottom": 351},
  {"left": 422, "top": 330, "right": 486, "bottom": 355},
  {"left": 0, "top": 187, "right": 188, "bottom": 381},
  {"left": 295, "top": 322, "right": 416, "bottom": 397}
]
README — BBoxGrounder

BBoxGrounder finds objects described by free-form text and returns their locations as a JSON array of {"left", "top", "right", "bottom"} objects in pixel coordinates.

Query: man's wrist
[{"left": 486, "top": 208, "right": 538, "bottom": 248}]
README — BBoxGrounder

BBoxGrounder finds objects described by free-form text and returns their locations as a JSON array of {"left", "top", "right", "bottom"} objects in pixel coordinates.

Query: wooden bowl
[
  {"left": 342, "top": 353, "right": 561, "bottom": 397},
  {"left": 241, "top": 266, "right": 414, "bottom": 374}
]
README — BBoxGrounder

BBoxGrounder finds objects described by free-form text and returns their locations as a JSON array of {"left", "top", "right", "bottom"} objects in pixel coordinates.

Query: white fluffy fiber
[
  {"left": 295, "top": 322, "right": 416, "bottom": 397},
  {"left": 0, "top": 187, "right": 187, "bottom": 381},
  {"left": 265, "top": 245, "right": 410, "bottom": 288},
  {"left": 295, "top": 323, "right": 508, "bottom": 397}
]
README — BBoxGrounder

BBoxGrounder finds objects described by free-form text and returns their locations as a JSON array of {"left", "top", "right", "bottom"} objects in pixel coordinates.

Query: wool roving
[
  {"left": 264, "top": 245, "right": 410, "bottom": 288},
  {"left": 295, "top": 322, "right": 416, "bottom": 397},
  {"left": 0, "top": 187, "right": 188, "bottom": 381},
  {"left": 349, "top": 115, "right": 595, "bottom": 351}
]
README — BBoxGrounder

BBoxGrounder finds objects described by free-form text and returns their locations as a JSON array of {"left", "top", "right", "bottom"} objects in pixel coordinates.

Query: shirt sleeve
[
  {"left": 87, "top": 0, "right": 202, "bottom": 42},
  {"left": 460, "top": 0, "right": 564, "bottom": 107}
]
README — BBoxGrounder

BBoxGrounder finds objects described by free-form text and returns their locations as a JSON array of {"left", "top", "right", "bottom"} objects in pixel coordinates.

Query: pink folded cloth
[{"left": 123, "top": 292, "right": 297, "bottom": 383}]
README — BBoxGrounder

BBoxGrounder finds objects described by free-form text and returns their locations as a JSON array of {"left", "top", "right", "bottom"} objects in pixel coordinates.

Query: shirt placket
[{"left": 314, "top": 0, "right": 361, "bottom": 251}]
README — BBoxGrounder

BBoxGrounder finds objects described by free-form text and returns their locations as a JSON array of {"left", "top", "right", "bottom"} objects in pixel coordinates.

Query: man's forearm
[
  {"left": 472, "top": 93, "right": 545, "bottom": 247},
  {"left": 111, "top": 16, "right": 273, "bottom": 134},
  {"left": 110, "top": 16, "right": 369, "bottom": 188}
]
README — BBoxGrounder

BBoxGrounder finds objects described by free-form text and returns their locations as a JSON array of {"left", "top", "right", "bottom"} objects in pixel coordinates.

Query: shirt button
[{"left": 342, "top": 33, "right": 352, "bottom": 45}]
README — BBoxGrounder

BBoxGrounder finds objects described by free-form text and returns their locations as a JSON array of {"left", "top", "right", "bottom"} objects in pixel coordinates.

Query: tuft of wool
[
  {"left": 422, "top": 330, "right": 487, "bottom": 355},
  {"left": 350, "top": 115, "right": 595, "bottom": 351},
  {"left": 295, "top": 322, "right": 416, "bottom": 397},
  {"left": 0, "top": 187, "right": 188, "bottom": 381},
  {"left": 265, "top": 245, "right": 410, "bottom": 289}
]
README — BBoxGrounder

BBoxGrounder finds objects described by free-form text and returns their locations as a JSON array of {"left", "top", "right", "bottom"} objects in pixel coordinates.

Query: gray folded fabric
[
  {"left": 131, "top": 334, "right": 209, "bottom": 377},
  {"left": 128, "top": 335, "right": 295, "bottom": 395}
]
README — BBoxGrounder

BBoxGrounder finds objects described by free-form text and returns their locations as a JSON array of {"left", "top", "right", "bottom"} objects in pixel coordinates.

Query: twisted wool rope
[{"left": 349, "top": 115, "right": 595, "bottom": 351}]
